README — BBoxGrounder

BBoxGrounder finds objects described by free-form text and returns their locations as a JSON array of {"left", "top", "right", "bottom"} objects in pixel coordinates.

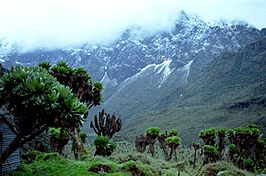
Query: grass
[
  {"left": 9, "top": 145, "right": 194, "bottom": 176},
  {"left": 12, "top": 154, "right": 127, "bottom": 176},
  {"left": 8, "top": 141, "right": 258, "bottom": 176}
]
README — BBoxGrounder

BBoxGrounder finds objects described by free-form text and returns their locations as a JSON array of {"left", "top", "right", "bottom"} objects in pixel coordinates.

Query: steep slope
[
  {"left": 118, "top": 37, "right": 266, "bottom": 144},
  {"left": 0, "top": 11, "right": 265, "bottom": 136},
  {"left": 102, "top": 59, "right": 193, "bottom": 123}
]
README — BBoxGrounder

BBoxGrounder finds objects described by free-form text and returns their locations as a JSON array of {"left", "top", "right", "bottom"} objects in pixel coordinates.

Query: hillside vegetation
[{"left": 119, "top": 37, "right": 266, "bottom": 144}]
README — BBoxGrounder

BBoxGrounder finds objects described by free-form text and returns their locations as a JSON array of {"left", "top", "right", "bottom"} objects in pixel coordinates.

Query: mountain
[
  {"left": 117, "top": 37, "right": 266, "bottom": 144},
  {"left": 0, "top": 11, "right": 265, "bottom": 143}
]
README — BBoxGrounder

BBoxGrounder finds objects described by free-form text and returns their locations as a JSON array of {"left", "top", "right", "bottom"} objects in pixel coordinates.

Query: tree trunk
[
  {"left": 193, "top": 149, "right": 197, "bottom": 168},
  {"left": 0, "top": 135, "right": 22, "bottom": 165},
  {"left": 0, "top": 124, "right": 47, "bottom": 165},
  {"left": 149, "top": 144, "right": 155, "bottom": 157}
]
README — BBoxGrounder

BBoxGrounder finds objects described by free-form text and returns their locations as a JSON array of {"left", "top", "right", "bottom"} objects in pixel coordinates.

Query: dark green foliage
[
  {"left": 93, "top": 136, "right": 117, "bottom": 156},
  {"left": 244, "top": 159, "right": 255, "bottom": 172},
  {"left": 35, "top": 152, "right": 59, "bottom": 162},
  {"left": 49, "top": 128, "right": 69, "bottom": 139},
  {"left": 0, "top": 64, "right": 88, "bottom": 164},
  {"left": 79, "top": 132, "right": 88, "bottom": 143},
  {"left": 38, "top": 61, "right": 51, "bottom": 70},
  {"left": 0, "top": 65, "right": 87, "bottom": 128},
  {"left": 120, "top": 160, "right": 153, "bottom": 176},
  {"left": 165, "top": 135, "right": 181, "bottom": 161},
  {"left": 203, "top": 145, "right": 219, "bottom": 164},
  {"left": 199, "top": 128, "right": 216, "bottom": 146},
  {"left": 21, "top": 150, "right": 42, "bottom": 164},
  {"left": 166, "top": 136, "right": 181, "bottom": 145},
  {"left": 168, "top": 129, "right": 177, "bottom": 136},
  {"left": 227, "top": 125, "right": 265, "bottom": 171},
  {"left": 145, "top": 127, "right": 160, "bottom": 136},
  {"left": 198, "top": 125, "right": 265, "bottom": 169},
  {"left": 38, "top": 61, "right": 103, "bottom": 158},
  {"left": 203, "top": 145, "right": 217, "bottom": 154},
  {"left": 159, "top": 131, "right": 167, "bottom": 137},
  {"left": 88, "top": 163, "right": 117, "bottom": 173},
  {"left": 49, "top": 128, "right": 70, "bottom": 154},
  {"left": 39, "top": 61, "right": 102, "bottom": 110}
]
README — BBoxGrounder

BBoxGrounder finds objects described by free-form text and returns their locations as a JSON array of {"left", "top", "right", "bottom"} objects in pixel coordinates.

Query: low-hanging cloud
[{"left": 0, "top": 0, "right": 265, "bottom": 51}]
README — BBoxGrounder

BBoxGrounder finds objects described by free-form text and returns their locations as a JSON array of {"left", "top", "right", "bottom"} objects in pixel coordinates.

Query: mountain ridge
[{"left": 0, "top": 11, "right": 265, "bottom": 143}]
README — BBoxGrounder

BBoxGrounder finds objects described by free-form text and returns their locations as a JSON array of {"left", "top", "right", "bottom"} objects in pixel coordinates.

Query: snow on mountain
[
  {"left": 0, "top": 11, "right": 264, "bottom": 122},
  {"left": 100, "top": 66, "right": 117, "bottom": 89}
]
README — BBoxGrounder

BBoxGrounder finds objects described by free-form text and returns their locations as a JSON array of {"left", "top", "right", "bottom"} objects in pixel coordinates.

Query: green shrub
[
  {"left": 166, "top": 136, "right": 181, "bottom": 145},
  {"left": 79, "top": 132, "right": 88, "bottom": 143},
  {"left": 120, "top": 160, "right": 153, "bottom": 176},
  {"left": 169, "top": 129, "right": 178, "bottom": 136},
  {"left": 159, "top": 131, "right": 167, "bottom": 137},
  {"left": 88, "top": 162, "right": 118, "bottom": 173},
  {"left": 258, "top": 138, "right": 265, "bottom": 145},
  {"left": 199, "top": 128, "right": 216, "bottom": 138},
  {"left": 49, "top": 128, "right": 69, "bottom": 139},
  {"left": 93, "top": 136, "right": 117, "bottom": 156},
  {"left": 145, "top": 127, "right": 160, "bottom": 136},
  {"left": 244, "top": 159, "right": 254, "bottom": 169},
  {"left": 94, "top": 136, "right": 109, "bottom": 146},
  {"left": 38, "top": 61, "right": 51, "bottom": 70},
  {"left": 21, "top": 150, "right": 42, "bottom": 164},
  {"left": 203, "top": 145, "right": 217, "bottom": 154},
  {"left": 218, "top": 128, "right": 226, "bottom": 134},
  {"left": 35, "top": 152, "right": 60, "bottom": 161}
]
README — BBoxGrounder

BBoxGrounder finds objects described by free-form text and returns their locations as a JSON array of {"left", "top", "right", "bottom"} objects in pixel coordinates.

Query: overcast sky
[{"left": 0, "top": 0, "right": 265, "bottom": 51}]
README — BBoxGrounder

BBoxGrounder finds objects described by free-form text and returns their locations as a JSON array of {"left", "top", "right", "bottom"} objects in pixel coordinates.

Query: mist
[{"left": 0, "top": 0, "right": 265, "bottom": 51}]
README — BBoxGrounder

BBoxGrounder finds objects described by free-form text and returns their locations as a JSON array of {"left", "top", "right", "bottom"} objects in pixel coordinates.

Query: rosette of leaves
[
  {"left": 0, "top": 65, "right": 87, "bottom": 164},
  {"left": 79, "top": 132, "right": 88, "bottom": 144},
  {"left": 244, "top": 159, "right": 255, "bottom": 172},
  {"left": 145, "top": 127, "right": 160, "bottom": 137},
  {"left": 198, "top": 128, "right": 216, "bottom": 146},
  {"left": 168, "top": 129, "right": 178, "bottom": 136},
  {"left": 165, "top": 136, "right": 181, "bottom": 161},
  {"left": 203, "top": 145, "right": 219, "bottom": 164},
  {"left": 49, "top": 128, "right": 69, "bottom": 139},
  {"left": 234, "top": 125, "right": 260, "bottom": 153},
  {"left": 49, "top": 128, "right": 70, "bottom": 154},
  {"left": 38, "top": 61, "right": 102, "bottom": 110},
  {"left": 38, "top": 61, "right": 51, "bottom": 70},
  {"left": 144, "top": 127, "right": 160, "bottom": 157},
  {"left": 93, "top": 136, "right": 117, "bottom": 156},
  {"left": 166, "top": 136, "right": 181, "bottom": 146}
]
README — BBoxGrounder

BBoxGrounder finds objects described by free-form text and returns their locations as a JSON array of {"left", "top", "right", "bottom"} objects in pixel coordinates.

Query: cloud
[{"left": 0, "top": 0, "right": 265, "bottom": 51}]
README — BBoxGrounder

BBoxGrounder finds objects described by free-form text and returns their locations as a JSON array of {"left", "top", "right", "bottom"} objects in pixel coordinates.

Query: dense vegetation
[
  {"left": 1, "top": 63, "right": 265, "bottom": 175},
  {"left": 7, "top": 125, "right": 265, "bottom": 176}
]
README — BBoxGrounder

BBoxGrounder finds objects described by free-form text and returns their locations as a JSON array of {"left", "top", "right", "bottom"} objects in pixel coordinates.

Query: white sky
[{"left": 0, "top": 0, "right": 265, "bottom": 51}]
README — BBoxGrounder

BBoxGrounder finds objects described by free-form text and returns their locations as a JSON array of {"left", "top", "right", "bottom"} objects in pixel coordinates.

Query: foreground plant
[
  {"left": 49, "top": 128, "right": 70, "bottom": 154},
  {"left": 0, "top": 65, "right": 87, "bottom": 164},
  {"left": 93, "top": 136, "right": 117, "bottom": 156},
  {"left": 39, "top": 61, "right": 103, "bottom": 159}
]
